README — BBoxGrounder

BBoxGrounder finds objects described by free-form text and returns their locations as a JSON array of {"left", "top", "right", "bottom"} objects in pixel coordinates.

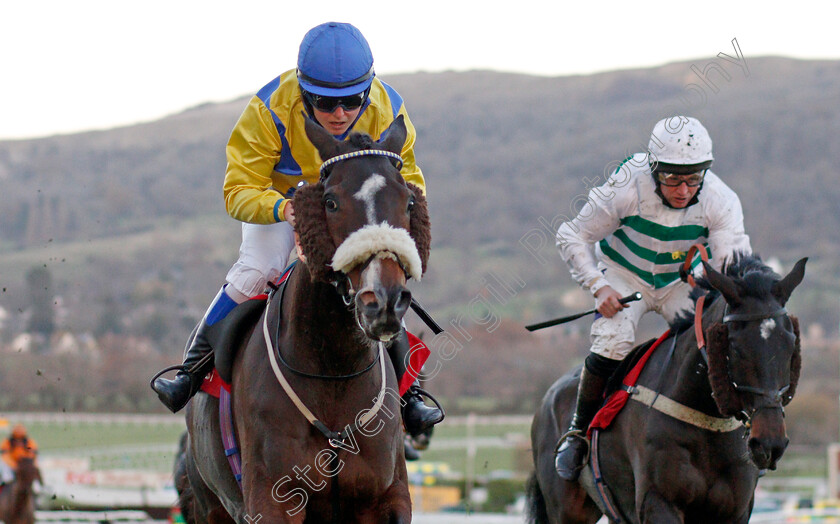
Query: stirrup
[{"left": 554, "top": 428, "right": 591, "bottom": 459}]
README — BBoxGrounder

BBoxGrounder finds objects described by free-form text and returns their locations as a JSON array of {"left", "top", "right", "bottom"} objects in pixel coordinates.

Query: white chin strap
[{"left": 331, "top": 223, "right": 422, "bottom": 281}]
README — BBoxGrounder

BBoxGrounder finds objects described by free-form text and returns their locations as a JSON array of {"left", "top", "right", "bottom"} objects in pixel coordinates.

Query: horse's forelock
[{"left": 347, "top": 132, "right": 376, "bottom": 151}]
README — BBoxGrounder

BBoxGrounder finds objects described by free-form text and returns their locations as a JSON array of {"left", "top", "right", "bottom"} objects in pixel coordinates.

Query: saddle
[
  {"left": 211, "top": 296, "right": 267, "bottom": 384},
  {"left": 588, "top": 331, "right": 670, "bottom": 435}
]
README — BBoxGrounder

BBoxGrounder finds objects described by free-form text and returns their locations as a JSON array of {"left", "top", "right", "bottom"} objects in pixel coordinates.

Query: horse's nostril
[
  {"left": 358, "top": 291, "right": 379, "bottom": 311},
  {"left": 394, "top": 290, "right": 412, "bottom": 315}
]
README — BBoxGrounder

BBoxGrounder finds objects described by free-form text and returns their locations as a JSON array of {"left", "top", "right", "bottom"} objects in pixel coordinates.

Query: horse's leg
[
  {"left": 531, "top": 373, "right": 603, "bottom": 524},
  {"left": 638, "top": 491, "right": 684, "bottom": 523},
  {"left": 184, "top": 447, "right": 229, "bottom": 524},
  {"left": 372, "top": 479, "right": 411, "bottom": 524},
  {"left": 243, "top": 481, "right": 307, "bottom": 524},
  {"left": 186, "top": 394, "right": 244, "bottom": 522},
  {"left": 207, "top": 507, "right": 237, "bottom": 524}
]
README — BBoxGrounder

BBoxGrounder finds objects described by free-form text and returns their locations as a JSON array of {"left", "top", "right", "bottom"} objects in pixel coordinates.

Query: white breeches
[
  {"left": 225, "top": 222, "right": 296, "bottom": 299},
  {"left": 590, "top": 262, "right": 693, "bottom": 360},
  {"left": 0, "top": 461, "right": 14, "bottom": 483}
]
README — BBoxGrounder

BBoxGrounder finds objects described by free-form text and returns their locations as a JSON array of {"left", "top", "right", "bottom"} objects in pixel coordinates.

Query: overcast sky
[{"left": 3, "top": 0, "right": 839, "bottom": 140}]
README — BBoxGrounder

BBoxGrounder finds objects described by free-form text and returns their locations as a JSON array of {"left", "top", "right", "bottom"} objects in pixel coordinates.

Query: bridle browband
[
  {"left": 722, "top": 307, "right": 787, "bottom": 323},
  {"left": 319, "top": 149, "right": 404, "bottom": 178}
]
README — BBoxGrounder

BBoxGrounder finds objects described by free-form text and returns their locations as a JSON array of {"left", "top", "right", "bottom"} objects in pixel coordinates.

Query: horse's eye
[
  {"left": 407, "top": 196, "right": 416, "bottom": 214},
  {"left": 325, "top": 196, "right": 339, "bottom": 212}
]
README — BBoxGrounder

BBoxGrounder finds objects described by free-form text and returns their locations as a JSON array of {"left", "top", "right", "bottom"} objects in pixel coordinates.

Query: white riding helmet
[{"left": 648, "top": 116, "right": 713, "bottom": 173}]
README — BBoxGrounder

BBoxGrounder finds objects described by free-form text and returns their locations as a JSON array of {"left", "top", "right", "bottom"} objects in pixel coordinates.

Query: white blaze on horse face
[
  {"left": 760, "top": 318, "right": 776, "bottom": 340},
  {"left": 354, "top": 174, "right": 387, "bottom": 224}
]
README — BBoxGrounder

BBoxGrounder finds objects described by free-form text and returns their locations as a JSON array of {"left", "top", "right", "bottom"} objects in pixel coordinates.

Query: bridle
[
  {"left": 259, "top": 148, "right": 427, "bottom": 447},
  {"left": 329, "top": 252, "right": 412, "bottom": 307},
  {"left": 684, "top": 244, "right": 794, "bottom": 427},
  {"left": 319, "top": 149, "right": 403, "bottom": 178},
  {"left": 721, "top": 304, "right": 792, "bottom": 424},
  {"left": 318, "top": 148, "right": 413, "bottom": 306}
]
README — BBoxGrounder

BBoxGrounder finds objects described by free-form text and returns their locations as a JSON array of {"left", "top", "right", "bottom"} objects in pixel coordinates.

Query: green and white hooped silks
[{"left": 556, "top": 153, "right": 751, "bottom": 295}]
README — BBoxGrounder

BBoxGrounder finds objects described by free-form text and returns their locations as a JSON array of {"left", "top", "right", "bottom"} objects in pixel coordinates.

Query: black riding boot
[
  {"left": 387, "top": 330, "right": 445, "bottom": 436},
  {"left": 151, "top": 317, "right": 220, "bottom": 413},
  {"left": 554, "top": 366, "right": 609, "bottom": 481},
  {"left": 152, "top": 287, "right": 246, "bottom": 413}
]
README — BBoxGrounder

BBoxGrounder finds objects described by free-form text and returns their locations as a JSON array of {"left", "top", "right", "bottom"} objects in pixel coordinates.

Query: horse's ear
[
  {"left": 772, "top": 257, "right": 807, "bottom": 306},
  {"left": 379, "top": 114, "right": 407, "bottom": 157},
  {"left": 702, "top": 261, "right": 741, "bottom": 306},
  {"left": 303, "top": 112, "right": 341, "bottom": 161}
]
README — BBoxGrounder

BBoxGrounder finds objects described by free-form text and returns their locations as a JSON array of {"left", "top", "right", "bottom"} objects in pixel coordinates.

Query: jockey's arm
[
  {"left": 556, "top": 178, "right": 632, "bottom": 296},
  {"left": 395, "top": 108, "right": 425, "bottom": 195},
  {"left": 223, "top": 97, "right": 287, "bottom": 225},
  {"left": 1, "top": 443, "right": 14, "bottom": 469}
]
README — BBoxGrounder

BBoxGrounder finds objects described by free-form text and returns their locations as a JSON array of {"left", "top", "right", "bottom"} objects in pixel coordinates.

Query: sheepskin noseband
[{"left": 331, "top": 222, "right": 422, "bottom": 281}]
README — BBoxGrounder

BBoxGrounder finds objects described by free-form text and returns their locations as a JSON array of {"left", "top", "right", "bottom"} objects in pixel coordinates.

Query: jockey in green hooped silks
[{"left": 553, "top": 116, "right": 752, "bottom": 481}]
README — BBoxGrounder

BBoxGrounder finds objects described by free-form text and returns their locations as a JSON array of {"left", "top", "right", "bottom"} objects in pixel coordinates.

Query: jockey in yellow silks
[{"left": 151, "top": 22, "right": 442, "bottom": 441}]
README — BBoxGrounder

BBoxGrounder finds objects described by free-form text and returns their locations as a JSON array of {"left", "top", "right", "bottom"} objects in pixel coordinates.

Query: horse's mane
[
  {"left": 606, "top": 252, "right": 791, "bottom": 398},
  {"left": 669, "top": 251, "right": 777, "bottom": 331}
]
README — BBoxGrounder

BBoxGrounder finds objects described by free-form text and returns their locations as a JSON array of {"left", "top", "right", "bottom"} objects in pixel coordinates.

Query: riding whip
[
  {"left": 410, "top": 297, "right": 444, "bottom": 335},
  {"left": 525, "top": 292, "right": 643, "bottom": 332}
]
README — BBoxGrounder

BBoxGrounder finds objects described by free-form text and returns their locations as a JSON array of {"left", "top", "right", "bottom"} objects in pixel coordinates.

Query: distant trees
[{"left": 25, "top": 265, "right": 54, "bottom": 342}]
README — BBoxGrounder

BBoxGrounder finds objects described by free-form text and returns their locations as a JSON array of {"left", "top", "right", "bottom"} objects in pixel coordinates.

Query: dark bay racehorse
[
  {"left": 0, "top": 457, "right": 41, "bottom": 524},
  {"left": 528, "top": 254, "right": 807, "bottom": 523},
  {"left": 181, "top": 114, "right": 428, "bottom": 523}
]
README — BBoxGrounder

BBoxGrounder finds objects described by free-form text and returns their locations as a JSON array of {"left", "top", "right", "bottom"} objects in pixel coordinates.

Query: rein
[
  {"left": 684, "top": 243, "right": 711, "bottom": 358},
  {"left": 274, "top": 266, "right": 381, "bottom": 380}
]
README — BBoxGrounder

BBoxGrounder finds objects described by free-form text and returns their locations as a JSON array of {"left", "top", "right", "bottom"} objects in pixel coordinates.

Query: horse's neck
[
  {"left": 664, "top": 296, "right": 727, "bottom": 414},
  {"left": 6, "top": 475, "right": 34, "bottom": 520},
  {"left": 281, "top": 265, "right": 375, "bottom": 373}
]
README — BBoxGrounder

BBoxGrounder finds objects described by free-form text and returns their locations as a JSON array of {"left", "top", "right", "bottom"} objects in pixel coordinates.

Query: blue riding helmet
[{"left": 297, "top": 22, "right": 375, "bottom": 97}]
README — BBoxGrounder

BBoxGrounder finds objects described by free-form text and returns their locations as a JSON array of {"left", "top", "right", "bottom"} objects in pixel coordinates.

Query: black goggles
[
  {"left": 655, "top": 169, "right": 706, "bottom": 187},
  {"left": 302, "top": 88, "right": 369, "bottom": 113}
]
